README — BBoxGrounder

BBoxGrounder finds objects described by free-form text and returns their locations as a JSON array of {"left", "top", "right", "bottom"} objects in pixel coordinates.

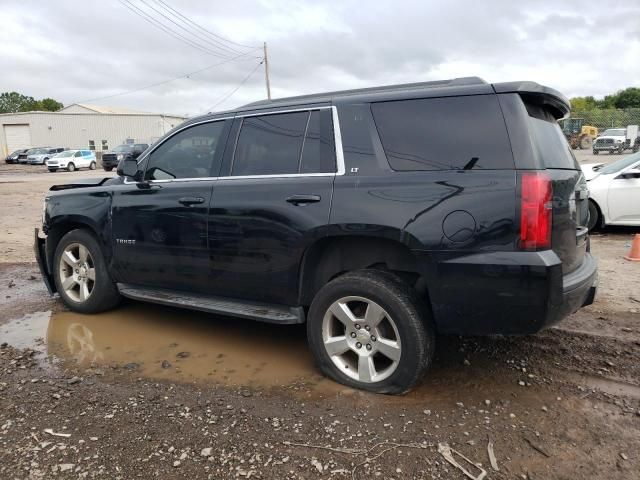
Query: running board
[{"left": 117, "top": 284, "right": 305, "bottom": 325}]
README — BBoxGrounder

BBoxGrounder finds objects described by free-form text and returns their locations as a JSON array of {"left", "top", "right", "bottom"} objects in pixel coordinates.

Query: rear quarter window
[
  {"left": 371, "top": 95, "right": 514, "bottom": 171},
  {"left": 525, "top": 102, "right": 579, "bottom": 170}
]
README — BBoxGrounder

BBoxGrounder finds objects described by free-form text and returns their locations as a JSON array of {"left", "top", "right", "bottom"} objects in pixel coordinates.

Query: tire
[
  {"left": 579, "top": 136, "right": 592, "bottom": 150},
  {"left": 67, "top": 162, "right": 76, "bottom": 172},
  {"left": 307, "top": 269, "right": 435, "bottom": 394},
  {"left": 53, "top": 229, "right": 121, "bottom": 313},
  {"left": 588, "top": 200, "right": 601, "bottom": 232},
  {"left": 103, "top": 167, "right": 113, "bottom": 172},
  {"left": 48, "top": 169, "right": 57, "bottom": 173},
  {"left": 89, "top": 161, "right": 96, "bottom": 170},
  {"left": 593, "top": 150, "right": 599, "bottom": 155}
]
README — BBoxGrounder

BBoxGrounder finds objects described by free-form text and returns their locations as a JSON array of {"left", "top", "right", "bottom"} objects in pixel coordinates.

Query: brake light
[{"left": 520, "top": 172, "right": 552, "bottom": 250}]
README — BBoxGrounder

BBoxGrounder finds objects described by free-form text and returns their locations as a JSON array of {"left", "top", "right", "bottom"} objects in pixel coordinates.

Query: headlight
[
  {"left": 117, "top": 154, "right": 123, "bottom": 160},
  {"left": 615, "top": 139, "right": 622, "bottom": 143}
]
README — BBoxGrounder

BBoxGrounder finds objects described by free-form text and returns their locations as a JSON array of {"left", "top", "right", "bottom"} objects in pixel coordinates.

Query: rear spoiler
[{"left": 492, "top": 81, "right": 570, "bottom": 120}]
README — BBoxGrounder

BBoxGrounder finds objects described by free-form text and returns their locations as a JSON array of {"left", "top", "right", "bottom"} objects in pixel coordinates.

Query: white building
[{"left": 0, "top": 103, "right": 186, "bottom": 156}]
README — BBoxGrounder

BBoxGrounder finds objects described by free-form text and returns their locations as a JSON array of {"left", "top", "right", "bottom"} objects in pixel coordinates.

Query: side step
[{"left": 117, "top": 284, "right": 305, "bottom": 325}]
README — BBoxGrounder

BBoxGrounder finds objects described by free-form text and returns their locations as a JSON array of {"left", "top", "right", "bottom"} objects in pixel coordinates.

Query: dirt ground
[{"left": 1, "top": 162, "right": 639, "bottom": 479}]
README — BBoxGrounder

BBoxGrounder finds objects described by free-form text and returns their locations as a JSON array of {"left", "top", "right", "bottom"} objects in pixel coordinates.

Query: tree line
[
  {"left": 571, "top": 87, "right": 640, "bottom": 111},
  {"left": 0, "top": 91, "right": 63, "bottom": 113}
]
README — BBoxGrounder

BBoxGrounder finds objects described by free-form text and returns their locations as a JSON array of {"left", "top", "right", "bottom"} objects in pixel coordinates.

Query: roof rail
[{"left": 242, "top": 77, "right": 487, "bottom": 108}]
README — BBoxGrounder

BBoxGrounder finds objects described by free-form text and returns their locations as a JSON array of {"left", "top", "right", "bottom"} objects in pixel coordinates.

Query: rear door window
[
  {"left": 371, "top": 95, "right": 514, "bottom": 171},
  {"left": 300, "top": 110, "right": 336, "bottom": 173},
  {"left": 232, "top": 112, "right": 308, "bottom": 176}
]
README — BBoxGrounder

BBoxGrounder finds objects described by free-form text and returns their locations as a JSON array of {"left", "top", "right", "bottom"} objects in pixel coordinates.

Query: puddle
[
  {"left": 1, "top": 304, "right": 332, "bottom": 389},
  {"left": 567, "top": 373, "right": 640, "bottom": 399}
]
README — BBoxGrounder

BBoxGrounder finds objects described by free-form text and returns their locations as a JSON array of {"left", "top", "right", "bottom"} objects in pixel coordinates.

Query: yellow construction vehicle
[{"left": 562, "top": 118, "right": 599, "bottom": 149}]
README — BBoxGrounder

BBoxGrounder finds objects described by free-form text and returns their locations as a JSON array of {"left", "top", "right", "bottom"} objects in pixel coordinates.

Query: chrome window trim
[{"left": 126, "top": 105, "right": 345, "bottom": 184}]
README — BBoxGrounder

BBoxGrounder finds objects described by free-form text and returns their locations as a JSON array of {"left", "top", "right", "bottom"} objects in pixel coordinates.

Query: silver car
[{"left": 26, "top": 147, "right": 65, "bottom": 165}]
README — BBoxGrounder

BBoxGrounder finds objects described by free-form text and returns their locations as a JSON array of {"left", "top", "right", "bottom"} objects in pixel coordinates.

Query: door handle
[
  {"left": 178, "top": 196, "right": 205, "bottom": 206},
  {"left": 285, "top": 194, "right": 321, "bottom": 205}
]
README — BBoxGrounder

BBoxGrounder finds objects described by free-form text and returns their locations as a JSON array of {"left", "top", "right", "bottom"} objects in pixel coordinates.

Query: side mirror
[
  {"left": 117, "top": 157, "right": 141, "bottom": 179},
  {"left": 618, "top": 168, "right": 640, "bottom": 180}
]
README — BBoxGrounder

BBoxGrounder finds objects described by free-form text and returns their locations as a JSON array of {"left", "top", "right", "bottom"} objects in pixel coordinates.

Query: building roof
[{"left": 58, "top": 103, "right": 154, "bottom": 114}]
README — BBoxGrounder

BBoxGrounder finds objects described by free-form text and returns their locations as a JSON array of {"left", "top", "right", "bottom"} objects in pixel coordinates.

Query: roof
[{"left": 59, "top": 103, "right": 154, "bottom": 114}]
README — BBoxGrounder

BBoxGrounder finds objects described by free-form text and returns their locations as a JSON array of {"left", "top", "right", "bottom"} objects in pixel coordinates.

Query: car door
[
  {"left": 111, "top": 119, "right": 231, "bottom": 291},
  {"left": 607, "top": 159, "right": 640, "bottom": 224},
  {"left": 207, "top": 108, "right": 338, "bottom": 305}
]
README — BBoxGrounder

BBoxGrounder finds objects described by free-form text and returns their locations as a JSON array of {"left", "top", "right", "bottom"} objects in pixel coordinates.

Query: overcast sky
[{"left": 1, "top": 0, "right": 639, "bottom": 117}]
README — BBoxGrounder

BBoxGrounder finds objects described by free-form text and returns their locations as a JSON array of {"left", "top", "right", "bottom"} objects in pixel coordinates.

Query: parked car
[
  {"left": 101, "top": 144, "right": 149, "bottom": 171},
  {"left": 582, "top": 152, "right": 640, "bottom": 230},
  {"left": 35, "top": 77, "right": 597, "bottom": 394},
  {"left": 592, "top": 127, "right": 640, "bottom": 155},
  {"left": 46, "top": 150, "right": 97, "bottom": 172},
  {"left": 18, "top": 148, "right": 40, "bottom": 163},
  {"left": 4, "top": 148, "right": 29, "bottom": 164},
  {"left": 27, "top": 147, "right": 66, "bottom": 165}
]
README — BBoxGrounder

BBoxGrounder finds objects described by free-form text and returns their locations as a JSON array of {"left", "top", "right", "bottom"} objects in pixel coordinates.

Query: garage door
[{"left": 4, "top": 124, "right": 32, "bottom": 153}]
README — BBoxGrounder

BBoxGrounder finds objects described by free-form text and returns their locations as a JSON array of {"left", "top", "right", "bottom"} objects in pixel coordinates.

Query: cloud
[{"left": 0, "top": 0, "right": 638, "bottom": 116}]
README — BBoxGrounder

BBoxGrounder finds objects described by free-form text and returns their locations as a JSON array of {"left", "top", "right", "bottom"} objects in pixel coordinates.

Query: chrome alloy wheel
[
  {"left": 58, "top": 243, "right": 96, "bottom": 302},
  {"left": 322, "top": 296, "right": 401, "bottom": 383}
]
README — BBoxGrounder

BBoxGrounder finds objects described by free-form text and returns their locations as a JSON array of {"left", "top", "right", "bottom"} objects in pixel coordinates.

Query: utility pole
[{"left": 263, "top": 41, "right": 272, "bottom": 100}]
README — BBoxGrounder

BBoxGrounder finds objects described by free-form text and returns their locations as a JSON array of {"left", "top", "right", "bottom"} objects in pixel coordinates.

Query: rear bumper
[
  {"left": 34, "top": 228, "right": 56, "bottom": 295},
  {"left": 419, "top": 250, "right": 597, "bottom": 335}
]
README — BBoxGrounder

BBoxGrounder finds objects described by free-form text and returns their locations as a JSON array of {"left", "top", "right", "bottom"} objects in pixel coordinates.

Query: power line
[
  {"left": 138, "top": 0, "right": 247, "bottom": 58},
  {"left": 153, "top": 0, "right": 258, "bottom": 50},
  {"left": 119, "top": 0, "right": 238, "bottom": 59},
  {"left": 73, "top": 53, "right": 260, "bottom": 104},
  {"left": 203, "top": 60, "right": 264, "bottom": 113}
]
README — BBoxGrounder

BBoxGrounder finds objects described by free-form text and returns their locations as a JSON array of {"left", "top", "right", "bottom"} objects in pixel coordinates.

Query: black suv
[
  {"left": 35, "top": 77, "right": 597, "bottom": 394},
  {"left": 101, "top": 143, "right": 149, "bottom": 171}
]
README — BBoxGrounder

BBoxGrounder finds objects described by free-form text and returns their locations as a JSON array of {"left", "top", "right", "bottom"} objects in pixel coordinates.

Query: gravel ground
[{"left": 1, "top": 162, "right": 639, "bottom": 479}]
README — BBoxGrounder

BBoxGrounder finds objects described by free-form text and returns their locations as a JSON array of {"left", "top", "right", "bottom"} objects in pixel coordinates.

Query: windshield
[
  {"left": 599, "top": 152, "right": 640, "bottom": 174},
  {"left": 55, "top": 151, "right": 75, "bottom": 158},
  {"left": 602, "top": 129, "right": 626, "bottom": 137},
  {"left": 30, "top": 148, "right": 47, "bottom": 155},
  {"left": 113, "top": 145, "right": 133, "bottom": 153}
]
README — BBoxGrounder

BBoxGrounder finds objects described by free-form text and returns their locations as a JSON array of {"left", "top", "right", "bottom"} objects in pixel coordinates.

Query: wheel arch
[
  {"left": 297, "top": 235, "right": 431, "bottom": 307},
  {"left": 45, "top": 217, "right": 106, "bottom": 273}
]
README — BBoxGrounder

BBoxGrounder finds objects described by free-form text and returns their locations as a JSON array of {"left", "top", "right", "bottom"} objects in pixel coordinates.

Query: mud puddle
[{"left": 1, "top": 303, "right": 333, "bottom": 389}]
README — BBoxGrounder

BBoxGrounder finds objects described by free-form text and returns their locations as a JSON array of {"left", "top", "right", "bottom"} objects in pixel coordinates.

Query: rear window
[
  {"left": 371, "top": 95, "right": 514, "bottom": 171},
  {"left": 525, "top": 102, "right": 578, "bottom": 170}
]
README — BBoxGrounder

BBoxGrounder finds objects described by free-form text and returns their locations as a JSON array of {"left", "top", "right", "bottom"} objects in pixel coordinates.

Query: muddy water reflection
[{"left": 43, "top": 304, "right": 328, "bottom": 387}]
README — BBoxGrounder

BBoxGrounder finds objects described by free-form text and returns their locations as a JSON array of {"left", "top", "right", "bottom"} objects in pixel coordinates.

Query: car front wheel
[
  {"left": 53, "top": 229, "right": 121, "bottom": 313},
  {"left": 67, "top": 162, "right": 76, "bottom": 172},
  {"left": 307, "top": 269, "right": 434, "bottom": 394}
]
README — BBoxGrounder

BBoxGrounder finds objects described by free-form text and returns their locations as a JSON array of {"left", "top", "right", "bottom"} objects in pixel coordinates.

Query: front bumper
[
  {"left": 34, "top": 228, "right": 56, "bottom": 295},
  {"left": 593, "top": 144, "right": 622, "bottom": 151},
  {"left": 418, "top": 250, "right": 597, "bottom": 335}
]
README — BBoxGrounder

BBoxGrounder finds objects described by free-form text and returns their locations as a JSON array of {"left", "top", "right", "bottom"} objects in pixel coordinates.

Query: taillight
[{"left": 520, "top": 171, "right": 552, "bottom": 250}]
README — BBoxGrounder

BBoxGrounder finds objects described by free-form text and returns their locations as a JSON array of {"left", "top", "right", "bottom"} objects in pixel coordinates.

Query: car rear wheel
[
  {"left": 89, "top": 161, "right": 96, "bottom": 170},
  {"left": 307, "top": 269, "right": 434, "bottom": 394},
  {"left": 53, "top": 229, "right": 121, "bottom": 313},
  {"left": 48, "top": 169, "right": 57, "bottom": 173},
  {"left": 67, "top": 162, "right": 76, "bottom": 172}
]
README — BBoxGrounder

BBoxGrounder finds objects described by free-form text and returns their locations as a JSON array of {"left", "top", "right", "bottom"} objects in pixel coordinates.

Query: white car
[
  {"left": 46, "top": 150, "right": 97, "bottom": 172},
  {"left": 582, "top": 152, "right": 640, "bottom": 230}
]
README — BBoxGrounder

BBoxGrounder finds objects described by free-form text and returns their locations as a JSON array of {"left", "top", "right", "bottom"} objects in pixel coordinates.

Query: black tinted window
[
  {"left": 526, "top": 103, "right": 578, "bottom": 170},
  {"left": 145, "top": 122, "right": 226, "bottom": 180},
  {"left": 371, "top": 95, "right": 514, "bottom": 170},
  {"left": 232, "top": 112, "right": 307, "bottom": 176},
  {"left": 300, "top": 110, "right": 335, "bottom": 173}
]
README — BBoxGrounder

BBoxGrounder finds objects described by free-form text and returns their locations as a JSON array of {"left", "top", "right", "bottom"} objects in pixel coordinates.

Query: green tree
[
  {"left": 0, "top": 91, "right": 38, "bottom": 113},
  {"left": 570, "top": 96, "right": 598, "bottom": 111},
  {"left": 612, "top": 87, "right": 640, "bottom": 109},
  {"left": 0, "top": 92, "right": 64, "bottom": 113},
  {"left": 38, "top": 98, "right": 63, "bottom": 111}
]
